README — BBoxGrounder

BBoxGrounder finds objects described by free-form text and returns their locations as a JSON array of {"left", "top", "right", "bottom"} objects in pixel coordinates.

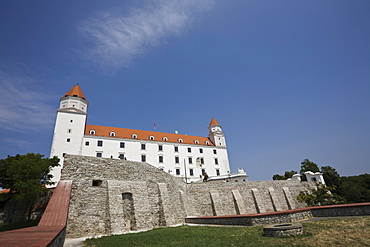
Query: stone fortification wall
[
  {"left": 184, "top": 180, "right": 311, "bottom": 217},
  {"left": 62, "top": 155, "right": 315, "bottom": 238},
  {"left": 62, "top": 155, "right": 187, "bottom": 238}
]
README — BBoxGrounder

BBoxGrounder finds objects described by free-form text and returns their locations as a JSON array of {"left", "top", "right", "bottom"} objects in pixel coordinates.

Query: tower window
[
  {"left": 97, "top": 140, "right": 103, "bottom": 147},
  {"left": 120, "top": 142, "right": 125, "bottom": 148}
]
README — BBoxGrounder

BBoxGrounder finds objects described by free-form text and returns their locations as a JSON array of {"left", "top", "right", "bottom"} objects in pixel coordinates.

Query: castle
[{"left": 50, "top": 85, "right": 246, "bottom": 184}]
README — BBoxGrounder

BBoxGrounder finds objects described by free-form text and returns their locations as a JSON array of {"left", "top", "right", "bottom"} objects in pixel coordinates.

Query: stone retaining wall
[{"left": 62, "top": 155, "right": 316, "bottom": 238}]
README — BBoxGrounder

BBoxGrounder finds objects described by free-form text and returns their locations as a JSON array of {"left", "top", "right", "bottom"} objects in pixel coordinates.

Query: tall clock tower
[{"left": 208, "top": 117, "right": 226, "bottom": 147}]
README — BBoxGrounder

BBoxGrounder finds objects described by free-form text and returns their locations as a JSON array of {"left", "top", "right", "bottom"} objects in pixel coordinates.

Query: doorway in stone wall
[{"left": 122, "top": 193, "right": 136, "bottom": 231}]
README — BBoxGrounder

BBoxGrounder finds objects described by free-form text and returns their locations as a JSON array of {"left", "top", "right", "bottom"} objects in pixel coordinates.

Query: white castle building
[{"left": 50, "top": 85, "right": 247, "bottom": 184}]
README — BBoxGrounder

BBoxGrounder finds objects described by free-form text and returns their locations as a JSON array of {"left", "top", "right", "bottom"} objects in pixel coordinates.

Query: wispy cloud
[
  {"left": 78, "top": 0, "right": 214, "bottom": 71},
  {"left": 0, "top": 70, "right": 55, "bottom": 132}
]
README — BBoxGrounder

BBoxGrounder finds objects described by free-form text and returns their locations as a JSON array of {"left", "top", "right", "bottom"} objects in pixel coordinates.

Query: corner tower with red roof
[{"left": 49, "top": 85, "right": 239, "bottom": 185}]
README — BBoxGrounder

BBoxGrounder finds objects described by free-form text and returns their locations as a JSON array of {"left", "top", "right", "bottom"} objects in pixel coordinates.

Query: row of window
[
  {"left": 88, "top": 130, "right": 210, "bottom": 145},
  {"left": 84, "top": 140, "right": 217, "bottom": 154},
  {"left": 95, "top": 152, "right": 219, "bottom": 165}
]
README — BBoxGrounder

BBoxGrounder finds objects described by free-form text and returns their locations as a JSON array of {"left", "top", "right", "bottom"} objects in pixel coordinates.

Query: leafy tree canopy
[{"left": 0, "top": 153, "right": 59, "bottom": 223}]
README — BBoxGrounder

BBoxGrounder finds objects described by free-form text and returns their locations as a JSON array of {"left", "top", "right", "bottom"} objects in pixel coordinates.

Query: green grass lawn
[{"left": 84, "top": 217, "right": 370, "bottom": 247}]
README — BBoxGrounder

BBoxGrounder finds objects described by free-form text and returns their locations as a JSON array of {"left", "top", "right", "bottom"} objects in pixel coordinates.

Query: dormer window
[
  {"left": 90, "top": 130, "right": 96, "bottom": 135},
  {"left": 110, "top": 132, "right": 116, "bottom": 137},
  {"left": 132, "top": 134, "right": 137, "bottom": 139},
  {"left": 205, "top": 141, "right": 209, "bottom": 145},
  {"left": 194, "top": 140, "right": 199, "bottom": 144},
  {"left": 178, "top": 139, "right": 183, "bottom": 143},
  {"left": 149, "top": 136, "right": 154, "bottom": 140},
  {"left": 163, "top": 137, "right": 168, "bottom": 141}
]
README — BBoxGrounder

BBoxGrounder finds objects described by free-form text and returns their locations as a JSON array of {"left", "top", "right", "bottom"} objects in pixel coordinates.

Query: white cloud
[
  {"left": 78, "top": 0, "right": 214, "bottom": 71},
  {"left": 0, "top": 70, "right": 55, "bottom": 132}
]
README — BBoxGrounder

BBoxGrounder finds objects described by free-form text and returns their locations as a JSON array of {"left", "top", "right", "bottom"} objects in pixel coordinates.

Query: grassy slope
[{"left": 84, "top": 217, "right": 370, "bottom": 247}]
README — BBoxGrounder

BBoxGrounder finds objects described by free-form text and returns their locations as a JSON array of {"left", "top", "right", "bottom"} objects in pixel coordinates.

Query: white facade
[{"left": 50, "top": 85, "right": 232, "bottom": 184}]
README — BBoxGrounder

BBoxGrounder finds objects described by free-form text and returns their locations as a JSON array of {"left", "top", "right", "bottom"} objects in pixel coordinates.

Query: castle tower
[
  {"left": 49, "top": 84, "right": 88, "bottom": 184},
  {"left": 208, "top": 118, "right": 226, "bottom": 147}
]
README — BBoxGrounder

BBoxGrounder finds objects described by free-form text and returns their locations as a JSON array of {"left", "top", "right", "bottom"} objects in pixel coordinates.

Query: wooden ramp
[{"left": 0, "top": 180, "right": 72, "bottom": 247}]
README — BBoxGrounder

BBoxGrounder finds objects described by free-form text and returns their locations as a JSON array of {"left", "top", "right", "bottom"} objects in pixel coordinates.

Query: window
[
  {"left": 174, "top": 146, "right": 179, "bottom": 152},
  {"left": 85, "top": 141, "right": 89, "bottom": 146},
  {"left": 132, "top": 134, "right": 137, "bottom": 138},
  {"left": 119, "top": 154, "right": 125, "bottom": 159},
  {"left": 141, "top": 155, "right": 146, "bottom": 162},
  {"left": 205, "top": 141, "right": 209, "bottom": 145},
  {"left": 141, "top": 143, "right": 146, "bottom": 150},
  {"left": 176, "top": 168, "right": 180, "bottom": 175},
  {"left": 200, "top": 158, "right": 204, "bottom": 164},
  {"left": 215, "top": 158, "right": 218, "bottom": 165},
  {"left": 199, "top": 148, "right": 203, "bottom": 153},
  {"left": 163, "top": 137, "right": 168, "bottom": 141},
  {"left": 202, "top": 169, "right": 206, "bottom": 175},
  {"left": 194, "top": 140, "right": 199, "bottom": 144},
  {"left": 120, "top": 142, "right": 125, "bottom": 148},
  {"left": 175, "top": 156, "right": 179, "bottom": 164},
  {"left": 189, "top": 169, "right": 194, "bottom": 176},
  {"left": 213, "top": 149, "right": 217, "bottom": 154},
  {"left": 96, "top": 152, "right": 102, "bottom": 157},
  {"left": 97, "top": 140, "right": 103, "bottom": 147},
  {"left": 158, "top": 145, "right": 163, "bottom": 151},
  {"left": 122, "top": 193, "right": 133, "bottom": 201},
  {"left": 90, "top": 130, "right": 95, "bottom": 135},
  {"left": 159, "top": 156, "right": 163, "bottom": 163},
  {"left": 67, "top": 129, "right": 72, "bottom": 133},
  {"left": 178, "top": 139, "right": 183, "bottom": 143},
  {"left": 92, "top": 180, "right": 102, "bottom": 186},
  {"left": 70, "top": 120, "right": 73, "bottom": 123},
  {"left": 149, "top": 136, "right": 154, "bottom": 140},
  {"left": 67, "top": 138, "right": 70, "bottom": 142},
  {"left": 110, "top": 132, "right": 115, "bottom": 137},
  {"left": 188, "top": 157, "right": 193, "bottom": 164},
  {"left": 188, "top": 147, "right": 191, "bottom": 153},
  {"left": 216, "top": 169, "right": 220, "bottom": 176}
]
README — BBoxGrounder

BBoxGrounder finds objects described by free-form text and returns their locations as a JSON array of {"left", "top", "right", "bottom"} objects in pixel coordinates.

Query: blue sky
[{"left": 0, "top": 0, "right": 369, "bottom": 181}]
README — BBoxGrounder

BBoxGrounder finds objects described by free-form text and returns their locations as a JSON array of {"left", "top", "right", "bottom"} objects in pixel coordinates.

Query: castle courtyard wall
[{"left": 62, "top": 155, "right": 314, "bottom": 238}]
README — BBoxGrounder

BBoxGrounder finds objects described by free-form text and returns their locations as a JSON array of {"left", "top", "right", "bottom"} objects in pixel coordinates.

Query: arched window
[
  {"left": 149, "top": 136, "right": 154, "bottom": 140},
  {"left": 205, "top": 141, "right": 209, "bottom": 145},
  {"left": 90, "top": 130, "right": 95, "bottom": 135},
  {"left": 163, "top": 137, "right": 168, "bottom": 141},
  {"left": 132, "top": 134, "right": 137, "bottom": 139},
  {"left": 194, "top": 140, "right": 199, "bottom": 144},
  {"left": 110, "top": 132, "right": 115, "bottom": 137},
  {"left": 178, "top": 139, "right": 183, "bottom": 143}
]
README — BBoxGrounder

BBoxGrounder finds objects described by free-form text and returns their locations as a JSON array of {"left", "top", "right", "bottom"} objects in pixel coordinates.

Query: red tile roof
[
  {"left": 85, "top": 124, "right": 215, "bottom": 146},
  {"left": 64, "top": 84, "right": 86, "bottom": 100},
  {"left": 209, "top": 117, "right": 220, "bottom": 126}
]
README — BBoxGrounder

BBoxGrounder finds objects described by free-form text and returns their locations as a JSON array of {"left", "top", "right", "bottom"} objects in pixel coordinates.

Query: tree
[
  {"left": 272, "top": 170, "right": 298, "bottom": 180},
  {"left": 0, "top": 153, "right": 59, "bottom": 224},
  {"left": 300, "top": 159, "right": 319, "bottom": 181},
  {"left": 321, "top": 166, "right": 341, "bottom": 189},
  {"left": 297, "top": 183, "right": 345, "bottom": 207}
]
